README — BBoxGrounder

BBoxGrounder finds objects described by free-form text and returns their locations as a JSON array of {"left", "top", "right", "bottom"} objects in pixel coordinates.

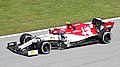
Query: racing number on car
[{"left": 81, "top": 26, "right": 93, "bottom": 36}]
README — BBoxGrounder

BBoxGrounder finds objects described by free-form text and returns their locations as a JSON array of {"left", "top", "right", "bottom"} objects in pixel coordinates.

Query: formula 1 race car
[{"left": 7, "top": 18, "right": 114, "bottom": 56}]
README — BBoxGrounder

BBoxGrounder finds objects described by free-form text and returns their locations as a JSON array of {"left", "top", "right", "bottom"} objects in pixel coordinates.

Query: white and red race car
[{"left": 7, "top": 18, "right": 114, "bottom": 56}]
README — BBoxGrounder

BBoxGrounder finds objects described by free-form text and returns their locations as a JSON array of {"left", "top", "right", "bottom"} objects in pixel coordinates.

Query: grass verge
[{"left": 0, "top": 0, "right": 120, "bottom": 36}]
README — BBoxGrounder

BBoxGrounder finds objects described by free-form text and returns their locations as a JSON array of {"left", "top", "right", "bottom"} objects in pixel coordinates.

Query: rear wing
[{"left": 104, "top": 21, "right": 114, "bottom": 28}]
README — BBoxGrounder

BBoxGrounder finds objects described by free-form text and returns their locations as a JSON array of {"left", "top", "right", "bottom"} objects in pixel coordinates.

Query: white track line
[{"left": 0, "top": 17, "right": 120, "bottom": 39}]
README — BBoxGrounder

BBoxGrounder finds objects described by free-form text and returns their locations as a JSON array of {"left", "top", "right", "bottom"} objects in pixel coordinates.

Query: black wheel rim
[
  {"left": 43, "top": 43, "right": 50, "bottom": 53},
  {"left": 104, "top": 33, "right": 111, "bottom": 43}
]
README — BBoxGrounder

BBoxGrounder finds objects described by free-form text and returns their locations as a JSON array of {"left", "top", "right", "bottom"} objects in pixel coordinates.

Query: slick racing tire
[
  {"left": 98, "top": 30, "right": 112, "bottom": 44},
  {"left": 20, "top": 33, "right": 33, "bottom": 44},
  {"left": 38, "top": 42, "right": 51, "bottom": 54}
]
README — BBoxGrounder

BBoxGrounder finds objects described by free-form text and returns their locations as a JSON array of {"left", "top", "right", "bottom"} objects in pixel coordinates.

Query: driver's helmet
[{"left": 66, "top": 22, "right": 71, "bottom": 25}]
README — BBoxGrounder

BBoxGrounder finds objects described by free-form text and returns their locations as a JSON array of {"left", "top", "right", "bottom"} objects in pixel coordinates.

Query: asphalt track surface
[{"left": 0, "top": 19, "right": 120, "bottom": 67}]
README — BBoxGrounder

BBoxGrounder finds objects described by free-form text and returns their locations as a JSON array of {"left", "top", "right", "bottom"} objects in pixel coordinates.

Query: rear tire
[
  {"left": 20, "top": 33, "right": 33, "bottom": 44},
  {"left": 38, "top": 42, "right": 51, "bottom": 54},
  {"left": 98, "top": 30, "right": 112, "bottom": 44}
]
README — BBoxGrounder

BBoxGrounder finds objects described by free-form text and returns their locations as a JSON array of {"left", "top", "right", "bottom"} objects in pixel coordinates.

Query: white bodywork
[
  {"left": 18, "top": 33, "right": 96, "bottom": 49},
  {"left": 37, "top": 33, "right": 96, "bottom": 42},
  {"left": 18, "top": 39, "right": 37, "bottom": 49}
]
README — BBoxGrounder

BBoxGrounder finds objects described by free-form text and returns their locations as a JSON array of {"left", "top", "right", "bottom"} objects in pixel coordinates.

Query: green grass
[{"left": 0, "top": 0, "right": 120, "bottom": 36}]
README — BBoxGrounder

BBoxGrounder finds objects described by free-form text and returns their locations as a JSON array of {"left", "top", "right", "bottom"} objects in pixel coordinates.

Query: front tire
[
  {"left": 38, "top": 42, "right": 51, "bottom": 54},
  {"left": 20, "top": 33, "right": 33, "bottom": 44}
]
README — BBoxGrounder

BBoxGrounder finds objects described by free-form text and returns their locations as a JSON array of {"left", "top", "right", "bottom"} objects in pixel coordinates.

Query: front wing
[{"left": 7, "top": 42, "right": 38, "bottom": 57}]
